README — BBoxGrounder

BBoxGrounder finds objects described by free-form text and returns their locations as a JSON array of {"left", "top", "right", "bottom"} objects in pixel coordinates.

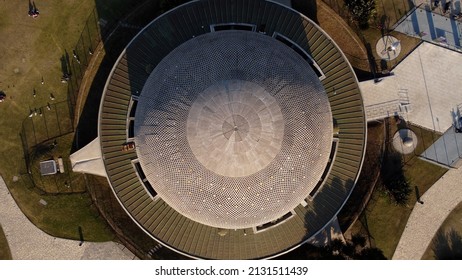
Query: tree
[
  {"left": 344, "top": 0, "right": 376, "bottom": 29},
  {"left": 280, "top": 234, "right": 386, "bottom": 260},
  {"left": 381, "top": 151, "right": 412, "bottom": 206}
]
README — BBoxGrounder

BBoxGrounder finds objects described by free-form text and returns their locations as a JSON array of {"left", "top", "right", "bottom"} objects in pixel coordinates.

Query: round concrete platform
[
  {"left": 392, "top": 128, "right": 418, "bottom": 154},
  {"left": 376, "top": 35, "right": 401, "bottom": 61}
]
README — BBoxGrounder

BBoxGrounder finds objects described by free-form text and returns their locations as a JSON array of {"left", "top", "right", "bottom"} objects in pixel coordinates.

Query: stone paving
[
  {"left": 361, "top": 40, "right": 462, "bottom": 259},
  {"left": 360, "top": 42, "right": 462, "bottom": 133},
  {"left": 393, "top": 166, "right": 462, "bottom": 259},
  {"left": 0, "top": 176, "right": 136, "bottom": 260}
]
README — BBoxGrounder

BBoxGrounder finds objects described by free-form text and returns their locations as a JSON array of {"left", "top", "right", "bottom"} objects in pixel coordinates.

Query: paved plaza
[
  {"left": 361, "top": 42, "right": 462, "bottom": 133},
  {"left": 0, "top": 176, "right": 136, "bottom": 260},
  {"left": 362, "top": 38, "right": 462, "bottom": 259}
]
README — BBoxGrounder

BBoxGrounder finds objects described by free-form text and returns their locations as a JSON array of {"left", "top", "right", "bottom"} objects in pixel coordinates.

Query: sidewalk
[
  {"left": 393, "top": 167, "right": 462, "bottom": 259},
  {"left": 0, "top": 176, "right": 136, "bottom": 260}
]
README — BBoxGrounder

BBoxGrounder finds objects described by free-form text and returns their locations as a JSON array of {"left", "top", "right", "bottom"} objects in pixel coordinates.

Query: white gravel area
[
  {"left": 393, "top": 167, "right": 462, "bottom": 259},
  {"left": 0, "top": 176, "right": 136, "bottom": 260}
]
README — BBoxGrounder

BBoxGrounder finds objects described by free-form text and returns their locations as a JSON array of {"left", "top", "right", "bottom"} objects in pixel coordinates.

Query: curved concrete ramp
[
  {"left": 0, "top": 176, "right": 134, "bottom": 259},
  {"left": 393, "top": 167, "right": 462, "bottom": 260}
]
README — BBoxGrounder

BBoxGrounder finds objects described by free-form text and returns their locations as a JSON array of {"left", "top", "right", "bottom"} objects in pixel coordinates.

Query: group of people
[
  {"left": 0, "top": 92, "right": 6, "bottom": 103},
  {"left": 61, "top": 73, "right": 71, "bottom": 83},
  {"left": 28, "top": 7, "right": 39, "bottom": 18}
]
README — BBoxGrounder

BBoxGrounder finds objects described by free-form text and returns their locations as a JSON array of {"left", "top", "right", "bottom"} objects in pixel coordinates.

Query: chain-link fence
[
  {"left": 19, "top": 7, "right": 108, "bottom": 193},
  {"left": 66, "top": 8, "right": 118, "bottom": 109},
  {"left": 20, "top": 100, "right": 74, "bottom": 172}
]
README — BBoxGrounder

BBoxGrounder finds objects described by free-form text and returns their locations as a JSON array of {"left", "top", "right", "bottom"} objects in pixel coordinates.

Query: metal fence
[
  {"left": 19, "top": 7, "right": 110, "bottom": 188},
  {"left": 66, "top": 8, "right": 117, "bottom": 109}
]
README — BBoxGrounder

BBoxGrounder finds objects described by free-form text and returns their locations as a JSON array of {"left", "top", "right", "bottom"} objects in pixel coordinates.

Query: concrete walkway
[
  {"left": 0, "top": 176, "right": 136, "bottom": 260},
  {"left": 360, "top": 42, "right": 462, "bottom": 132},
  {"left": 393, "top": 167, "right": 462, "bottom": 259}
]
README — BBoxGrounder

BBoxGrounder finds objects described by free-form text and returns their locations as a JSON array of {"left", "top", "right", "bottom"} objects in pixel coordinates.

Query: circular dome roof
[{"left": 134, "top": 31, "right": 333, "bottom": 229}]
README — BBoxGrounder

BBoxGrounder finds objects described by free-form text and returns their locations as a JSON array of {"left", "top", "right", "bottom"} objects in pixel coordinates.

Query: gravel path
[
  {"left": 0, "top": 176, "right": 136, "bottom": 260},
  {"left": 393, "top": 167, "right": 462, "bottom": 259}
]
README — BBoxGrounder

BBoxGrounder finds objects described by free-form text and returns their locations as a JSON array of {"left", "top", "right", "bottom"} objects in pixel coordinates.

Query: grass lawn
[
  {"left": 1, "top": 0, "right": 179, "bottom": 257},
  {"left": 29, "top": 133, "right": 86, "bottom": 194},
  {"left": 0, "top": 1, "right": 148, "bottom": 242},
  {"left": 350, "top": 118, "right": 448, "bottom": 259},
  {"left": 10, "top": 176, "right": 115, "bottom": 241},
  {"left": 0, "top": 224, "right": 12, "bottom": 260},
  {"left": 422, "top": 202, "right": 462, "bottom": 259},
  {"left": 375, "top": 0, "right": 414, "bottom": 29}
]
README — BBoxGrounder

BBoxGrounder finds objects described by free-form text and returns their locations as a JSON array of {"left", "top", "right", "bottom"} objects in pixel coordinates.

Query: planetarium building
[{"left": 74, "top": 0, "right": 366, "bottom": 259}]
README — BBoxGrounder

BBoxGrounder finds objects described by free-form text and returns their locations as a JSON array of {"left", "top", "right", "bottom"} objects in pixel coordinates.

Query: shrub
[{"left": 345, "top": 0, "right": 376, "bottom": 28}]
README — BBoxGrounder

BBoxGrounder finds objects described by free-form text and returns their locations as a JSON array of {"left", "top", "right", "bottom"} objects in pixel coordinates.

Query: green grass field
[
  {"left": 0, "top": 0, "right": 175, "bottom": 259},
  {"left": 0, "top": 0, "right": 143, "bottom": 244},
  {"left": 422, "top": 202, "right": 462, "bottom": 259},
  {"left": 350, "top": 118, "right": 448, "bottom": 259}
]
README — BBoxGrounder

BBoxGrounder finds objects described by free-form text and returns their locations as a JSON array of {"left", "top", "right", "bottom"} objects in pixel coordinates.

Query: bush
[{"left": 345, "top": 0, "right": 376, "bottom": 28}]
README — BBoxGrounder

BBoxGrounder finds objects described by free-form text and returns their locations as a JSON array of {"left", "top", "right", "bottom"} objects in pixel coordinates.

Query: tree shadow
[
  {"left": 380, "top": 59, "right": 388, "bottom": 72},
  {"left": 78, "top": 226, "right": 84, "bottom": 246},
  {"left": 71, "top": 0, "right": 162, "bottom": 152},
  {"left": 365, "top": 43, "right": 379, "bottom": 80},
  {"left": 380, "top": 149, "right": 412, "bottom": 205},
  {"left": 353, "top": 66, "right": 374, "bottom": 81},
  {"left": 414, "top": 185, "right": 424, "bottom": 204},
  {"left": 380, "top": 15, "right": 389, "bottom": 36},
  {"left": 60, "top": 50, "right": 71, "bottom": 76},
  {"left": 432, "top": 228, "right": 462, "bottom": 259},
  {"left": 381, "top": 117, "right": 412, "bottom": 205},
  {"left": 278, "top": 173, "right": 385, "bottom": 259}
]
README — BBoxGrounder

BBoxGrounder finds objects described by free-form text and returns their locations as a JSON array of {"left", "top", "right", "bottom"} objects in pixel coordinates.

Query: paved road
[
  {"left": 0, "top": 176, "right": 136, "bottom": 260},
  {"left": 393, "top": 167, "right": 462, "bottom": 259}
]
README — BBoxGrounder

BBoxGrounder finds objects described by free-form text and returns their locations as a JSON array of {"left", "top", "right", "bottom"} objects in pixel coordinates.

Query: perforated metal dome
[{"left": 134, "top": 31, "right": 333, "bottom": 229}]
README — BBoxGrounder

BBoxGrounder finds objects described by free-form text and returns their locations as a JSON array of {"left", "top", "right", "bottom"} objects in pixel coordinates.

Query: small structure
[
  {"left": 122, "top": 142, "right": 135, "bottom": 151},
  {"left": 40, "top": 160, "right": 57, "bottom": 175},
  {"left": 57, "top": 157, "right": 65, "bottom": 173},
  {"left": 392, "top": 129, "right": 418, "bottom": 154},
  {"left": 376, "top": 35, "right": 401, "bottom": 61},
  {"left": 70, "top": 137, "right": 107, "bottom": 177}
]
